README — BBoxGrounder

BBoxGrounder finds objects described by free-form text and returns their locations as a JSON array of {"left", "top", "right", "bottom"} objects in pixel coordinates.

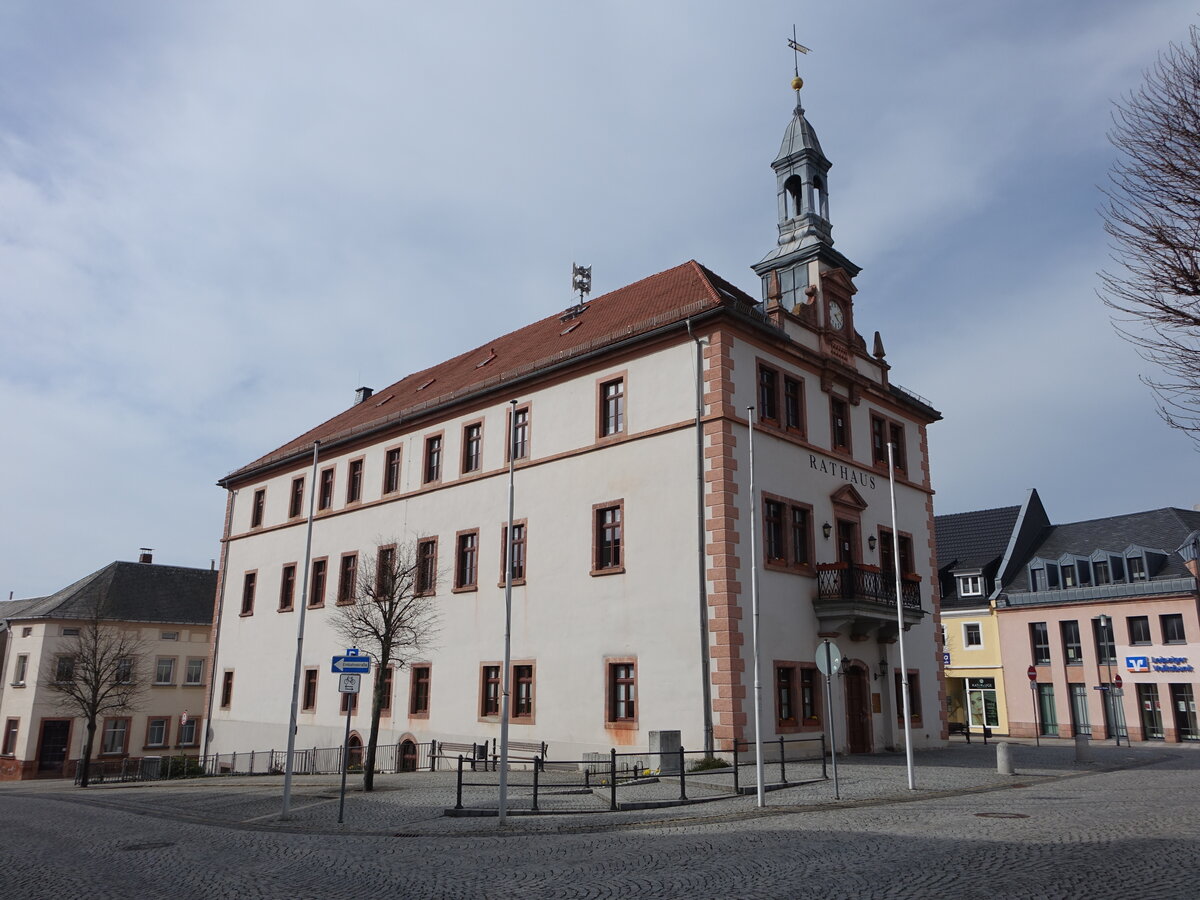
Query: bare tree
[
  {"left": 333, "top": 540, "right": 439, "bottom": 791},
  {"left": 1101, "top": 24, "right": 1200, "bottom": 441},
  {"left": 41, "top": 616, "right": 146, "bottom": 787}
]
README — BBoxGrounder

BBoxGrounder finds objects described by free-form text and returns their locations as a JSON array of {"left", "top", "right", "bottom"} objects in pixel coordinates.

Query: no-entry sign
[{"left": 1027, "top": 665, "right": 1037, "bottom": 682}]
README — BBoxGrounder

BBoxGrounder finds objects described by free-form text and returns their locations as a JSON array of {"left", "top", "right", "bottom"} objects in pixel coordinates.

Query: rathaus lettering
[{"left": 808, "top": 454, "right": 877, "bottom": 490}]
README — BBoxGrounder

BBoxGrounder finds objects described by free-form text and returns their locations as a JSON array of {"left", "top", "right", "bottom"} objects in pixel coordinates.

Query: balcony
[{"left": 814, "top": 563, "right": 926, "bottom": 641}]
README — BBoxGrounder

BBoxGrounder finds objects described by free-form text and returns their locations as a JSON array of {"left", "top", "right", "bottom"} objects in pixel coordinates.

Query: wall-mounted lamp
[
  {"left": 822, "top": 522, "right": 832, "bottom": 540},
  {"left": 873, "top": 658, "right": 890, "bottom": 681},
  {"left": 868, "top": 535, "right": 877, "bottom": 552}
]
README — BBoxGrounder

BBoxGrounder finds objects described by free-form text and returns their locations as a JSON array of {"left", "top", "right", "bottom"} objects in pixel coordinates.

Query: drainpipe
[
  {"left": 687, "top": 318, "right": 714, "bottom": 757},
  {"left": 202, "top": 489, "right": 237, "bottom": 761}
]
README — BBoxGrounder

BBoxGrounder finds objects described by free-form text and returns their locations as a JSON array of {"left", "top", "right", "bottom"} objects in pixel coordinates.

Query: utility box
[{"left": 650, "top": 730, "right": 682, "bottom": 774}]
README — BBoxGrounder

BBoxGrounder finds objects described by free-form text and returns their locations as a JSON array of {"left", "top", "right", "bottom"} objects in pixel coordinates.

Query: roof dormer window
[{"left": 957, "top": 574, "right": 983, "bottom": 597}]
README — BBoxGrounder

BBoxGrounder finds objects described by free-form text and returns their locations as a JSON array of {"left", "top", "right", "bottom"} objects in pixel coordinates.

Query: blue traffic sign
[{"left": 332, "top": 654, "right": 371, "bottom": 673}]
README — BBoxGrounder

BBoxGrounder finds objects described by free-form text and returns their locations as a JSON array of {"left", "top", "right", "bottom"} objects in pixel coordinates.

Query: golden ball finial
[{"left": 791, "top": 75, "right": 804, "bottom": 91}]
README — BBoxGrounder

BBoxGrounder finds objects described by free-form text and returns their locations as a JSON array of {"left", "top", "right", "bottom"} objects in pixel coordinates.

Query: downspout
[
  {"left": 687, "top": 318, "right": 714, "bottom": 756},
  {"left": 202, "top": 489, "right": 237, "bottom": 761}
]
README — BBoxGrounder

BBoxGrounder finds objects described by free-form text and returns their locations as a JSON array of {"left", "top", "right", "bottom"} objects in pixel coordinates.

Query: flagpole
[
  {"left": 282, "top": 440, "right": 321, "bottom": 819},
  {"left": 746, "top": 406, "right": 766, "bottom": 807},
  {"left": 498, "top": 400, "right": 517, "bottom": 825},
  {"left": 887, "top": 441, "right": 915, "bottom": 790}
]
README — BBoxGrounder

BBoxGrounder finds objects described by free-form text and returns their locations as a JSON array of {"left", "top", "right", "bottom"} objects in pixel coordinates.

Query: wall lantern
[
  {"left": 822, "top": 522, "right": 832, "bottom": 540},
  {"left": 874, "top": 658, "right": 890, "bottom": 680},
  {"left": 868, "top": 535, "right": 877, "bottom": 552}
]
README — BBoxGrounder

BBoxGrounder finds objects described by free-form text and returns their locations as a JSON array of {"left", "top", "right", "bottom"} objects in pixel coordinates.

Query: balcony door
[{"left": 837, "top": 520, "right": 858, "bottom": 565}]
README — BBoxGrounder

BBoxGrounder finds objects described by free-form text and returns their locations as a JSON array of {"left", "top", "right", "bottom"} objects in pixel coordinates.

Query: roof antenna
[{"left": 562, "top": 262, "right": 592, "bottom": 321}]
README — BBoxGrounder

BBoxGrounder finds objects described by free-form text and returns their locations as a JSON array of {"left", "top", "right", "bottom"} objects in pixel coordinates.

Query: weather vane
[{"left": 788, "top": 26, "right": 811, "bottom": 94}]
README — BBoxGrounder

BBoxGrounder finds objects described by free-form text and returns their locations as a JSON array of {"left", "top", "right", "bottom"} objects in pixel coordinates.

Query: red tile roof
[{"left": 224, "top": 260, "right": 758, "bottom": 483}]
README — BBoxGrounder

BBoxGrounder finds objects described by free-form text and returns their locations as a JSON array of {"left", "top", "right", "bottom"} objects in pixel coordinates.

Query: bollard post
[
  {"left": 779, "top": 736, "right": 787, "bottom": 784},
  {"left": 610, "top": 748, "right": 618, "bottom": 811},
  {"left": 679, "top": 746, "right": 687, "bottom": 800},
  {"left": 820, "top": 733, "right": 827, "bottom": 780},
  {"left": 996, "top": 742, "right": 1014, "bottom": 776},
  {"left": 733, "top": 740, "right": 740, "bottom": 794},
  {"left": 532, "top": 757, "right": 540, "bottom": 812},
  {"left": 1074, "top": 734, "right": 1093, "bottom": 764},
  {"left": 455, "top": 755, "right": 464, "bottom": 810}
]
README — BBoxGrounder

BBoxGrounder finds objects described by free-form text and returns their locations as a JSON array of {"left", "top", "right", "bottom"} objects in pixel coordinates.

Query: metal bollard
[
  {"left": 678, "top": 746, "right": 687, "bottom": 800},
  {"left": 996, "top": 741, "right": 1014, "bottom": 776},
  {"left": 610, "top": 748, "right": 618, "bottom": 811},
  {"left": 1074, "top": 734, "right": 1093, "bottom": 763}
]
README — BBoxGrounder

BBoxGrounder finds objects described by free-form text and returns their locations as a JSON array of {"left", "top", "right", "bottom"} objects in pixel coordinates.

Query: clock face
[{"left": 829, "top": 301, "right": 845, "bottom": 330}]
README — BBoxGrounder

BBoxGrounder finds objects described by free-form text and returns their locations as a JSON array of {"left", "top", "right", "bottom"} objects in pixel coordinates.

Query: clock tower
[{"left": 751, "top": 77, "right": 861, "bottom": 339}]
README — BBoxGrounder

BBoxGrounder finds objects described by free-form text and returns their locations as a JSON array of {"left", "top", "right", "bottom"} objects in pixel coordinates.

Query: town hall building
[{"left": 205, "top": 80, "right": 946, "bottom": 764}]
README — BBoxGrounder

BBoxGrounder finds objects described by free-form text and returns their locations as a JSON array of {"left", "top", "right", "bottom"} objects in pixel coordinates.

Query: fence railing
[
  {"left": 72, "top": 740, "right": 433, "bottom": 784},
  {"left": 452, "top": 738, "right": 828, "bottom": 813}
]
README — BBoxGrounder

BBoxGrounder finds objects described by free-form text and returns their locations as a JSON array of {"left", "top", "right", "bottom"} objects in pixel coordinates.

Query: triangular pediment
[{"left": 831, "top": 484, "right": 869, "bottom": 510}]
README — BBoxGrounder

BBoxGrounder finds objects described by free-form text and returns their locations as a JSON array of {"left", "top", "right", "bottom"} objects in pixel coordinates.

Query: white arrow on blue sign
[{"left": 332, "top": 655, "right": 371, "bottom": 673}]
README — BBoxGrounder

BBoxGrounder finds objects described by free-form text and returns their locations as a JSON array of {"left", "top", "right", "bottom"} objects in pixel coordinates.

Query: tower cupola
[{"left": 752, "top": 77, "right": 860, "bottom": 310}]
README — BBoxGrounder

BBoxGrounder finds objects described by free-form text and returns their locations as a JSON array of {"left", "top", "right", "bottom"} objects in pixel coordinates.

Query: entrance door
[
  {"left": 1138, "top": 684, "right": 1164, "bottom": 740},
  {"left": 37, "top": 720, "right": 71, "bottom": 774},
  {"left": 400, "top": 739, "right": 418, "bottom": 772},
  {"left": 1170, "top": 684, "right": 1198, "bottom": 741},
  {"left": 844, "top": 664, "right": 872, "bottom": 753},
  {"left": 346, "top": 734, "right": 363, "bottom": 769},
  {"left": 1069, "top": 684, "right": 1091, "bottom": 736}
]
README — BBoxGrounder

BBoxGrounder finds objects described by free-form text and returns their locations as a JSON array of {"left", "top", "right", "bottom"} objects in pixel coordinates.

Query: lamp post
[{"left": 1098, "top": 614, "right": 1120, "bottom": 746}]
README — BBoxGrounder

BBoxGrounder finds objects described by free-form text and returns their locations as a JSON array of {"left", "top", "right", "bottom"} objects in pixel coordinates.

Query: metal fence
[
  {"left": 453, "top": 737, "right": 828, "bottom": 813},
  {"left": 72, "top": 740, "right": 433, "bottom": 784}
]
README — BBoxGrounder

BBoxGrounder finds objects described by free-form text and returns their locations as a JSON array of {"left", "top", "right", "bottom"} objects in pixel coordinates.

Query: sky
[{"left": 3, "top": 0, "right": 1198, "bottom": 600}]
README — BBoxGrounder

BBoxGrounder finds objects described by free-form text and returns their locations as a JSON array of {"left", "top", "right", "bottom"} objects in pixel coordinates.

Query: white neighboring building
[{"left": 207, "top": 86, "right": 945, "bottom": 763}]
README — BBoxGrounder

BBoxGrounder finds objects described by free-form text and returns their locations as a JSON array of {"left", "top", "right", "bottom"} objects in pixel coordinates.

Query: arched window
[
  {"left": 784, "top": 175, "right": 804, "bottom": 218},
  {"left": 813, "top": 175, "right": 829, "bottom": 219}
]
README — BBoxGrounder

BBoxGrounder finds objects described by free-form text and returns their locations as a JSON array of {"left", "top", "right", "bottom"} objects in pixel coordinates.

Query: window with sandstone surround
[
  {"left": 289, "top": 476, "right": 305, "bottom": 518},
  {"left": 762, "top": 493, "right": 813, "bottom": 572},
  {"left": 593, "top": 502, "right": 623, "bottom": 574},
  {"left": 303, "top": 557, "right": 326, "bottom": 608},
  {"left": 221, "top": 671, "right": 234, "bottom": 708},
  {"left": 251, "top": 488, "right": 266, "bottom": 528},
  {"left": 101, "top": 718, "right": 130, "bottom": 755},
  {"left": 500, "top": 523, "right": 527, "bottom": 583},
  {"left": 462, "top": 423, "right": 483, "bottom": 474},
  {"left": 455, "top": 530, "right": 479, "bottom": 591},
  {"left": 830, "top": 396, "right": 851, "bottom": 453},
  {"left": 507, "top": 405, "right": 531, "bottom": 461},
  {"left": 409, "top": 665, "right": 431, "bottom": 717},
  {"left": 383, "top": 447, "right": 402, "bottom": 494},
  {"left": 279, "top": 564, "right": 296, "bottom": 611},
  {"left": 783, "top": 376, "right": 805, "bottom": 435},
  {"left": 513, "top": 664, "right": 534, "bottom": 718},
  {"left": 607, "top": 661, "right": 636, "bottom": 725},
  {"left": 416, "top": 538, "right": 438, "bottom": 595},
  {"left": 757, "top": 364, "right": 779, "bottom": 423},
  {"left": 303, "top": 669, "right": 318, "bottom": 711},
  {"left": 337, "top": 553, "right": 358, "bottom": 604},
  {"left": 481, "top": 665, "right": 501, "bottom": 717},
  {"left": 599, "top": 378, "right": 625, "bottom": 437},
  {"left": 346, "top": 458, "right": 364, "bottom": 504},
  {"left": 424, "top": 434, "right": 443, "bottom": 484},
  {"left": 145, "top": 717, "right": 169, "bottom": 749},
  {"left": 319, "top": 467, "right": 335, "bottom": 510},
  {"left": 240, "top": 571, "right": 256, "bottom": 616},
  {"left": 379, "top": 666, "right": 393, "bottom": 715}
]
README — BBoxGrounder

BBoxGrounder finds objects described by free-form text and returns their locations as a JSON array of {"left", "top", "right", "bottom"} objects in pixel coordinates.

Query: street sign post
[
  {"left": 335, "top": 672, "right": 362, "bottom": 824},
  {"left": 1027, "top": 666, "right": 1040, "bottom": 747},
  {"left": 815, "top": 639, "right": 842, "bottom": 799}
]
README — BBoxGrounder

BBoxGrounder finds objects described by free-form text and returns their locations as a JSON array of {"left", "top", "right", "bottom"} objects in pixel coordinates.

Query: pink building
[{"left": 995, "top": 503, "right": 1200, "bottom": 743}]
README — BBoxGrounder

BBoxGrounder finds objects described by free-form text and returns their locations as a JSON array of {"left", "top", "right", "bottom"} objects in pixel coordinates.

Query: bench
[
  {"left": 490, "top": 739, "right": 547, "bottom": 771},
  {"left": 430, "top": 739, "right": 487, "bottom": 771},
  {"left": 948, "top": 722, "right": 991, "bottom": 743}
]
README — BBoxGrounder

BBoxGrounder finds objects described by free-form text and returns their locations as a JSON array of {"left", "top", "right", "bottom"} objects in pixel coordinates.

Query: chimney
[
  {"left": 138, "top": 548, "right": 153, "bottom": 564},
  {"left": 354, "top": 386, "right": 374, "bottom": 405}
]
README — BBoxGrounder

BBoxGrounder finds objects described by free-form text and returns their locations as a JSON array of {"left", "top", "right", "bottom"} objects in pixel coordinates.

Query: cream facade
[
  {"left": 208, "top": 88, "right": 946, "bottom": 763},
  {"left": 0, "top": 560, "right": 216, "bottom": 780}
]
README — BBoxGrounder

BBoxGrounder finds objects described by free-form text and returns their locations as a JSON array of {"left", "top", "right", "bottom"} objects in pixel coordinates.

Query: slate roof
[
  {"left": 223, "top": 260, "right": 759, "bottom": 484},
  {"left": 4, "top": 561, "right": 217, "bottom": 626},
  {"left": 935, "top": 505, "right": 1022, "bottom": 572},
  {"left": 1005, "top": 507, "right": 1200, "bottom": 592}
]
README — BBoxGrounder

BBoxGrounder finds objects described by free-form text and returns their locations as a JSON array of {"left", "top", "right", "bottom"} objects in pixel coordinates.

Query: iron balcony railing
[{"left": 816, "top": 564, "right": 923, "bottom": 612}]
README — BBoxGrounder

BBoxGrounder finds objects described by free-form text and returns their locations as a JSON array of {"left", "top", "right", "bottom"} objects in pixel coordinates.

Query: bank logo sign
[{"left": 1125, "top": 656, "right": 1150, "bottom": 673}]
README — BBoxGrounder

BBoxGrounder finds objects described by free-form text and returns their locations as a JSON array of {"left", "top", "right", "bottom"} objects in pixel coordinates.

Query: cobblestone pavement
[{"left": 2, "top": 741, "right": 1198, "bottom": 899}]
